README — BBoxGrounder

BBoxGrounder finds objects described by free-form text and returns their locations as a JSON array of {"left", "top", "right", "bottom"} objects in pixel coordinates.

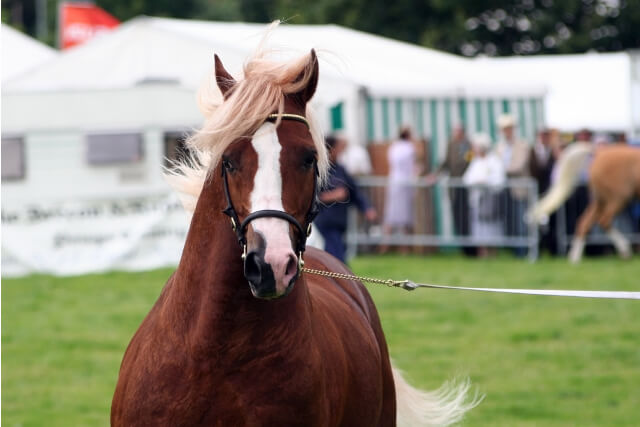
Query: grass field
[{"left": 2, "top": 254, "right": 639, "bottom": 426}]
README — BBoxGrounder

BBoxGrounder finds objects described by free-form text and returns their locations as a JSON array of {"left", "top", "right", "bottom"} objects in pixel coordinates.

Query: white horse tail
[
  {"left": 393, "top": 365, "right": 481, "bottom": 427},
  {"left": 528, "top": 142, "right": 593, "bottom": 224}
]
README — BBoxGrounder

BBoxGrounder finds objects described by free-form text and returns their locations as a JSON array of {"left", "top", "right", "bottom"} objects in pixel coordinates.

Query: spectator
[
  {"left": 614, "top": 132, "right": 628, "bottom": 144},
  {"left": 529, "top": 128, "right": 557, "bottom": 254},
  {"left": 315, "top": 135, "right": 377, "bottom": 263},
  {"left": 337, "top": 132, "right": 373, "bottom": 176},
  {"left": 413, "top": 137, "right": 437, "bottom": 250},
  {"left": 575, "top": 128, "right": 594, "bottom": 144},
  {"left": 494, "top": 114, "right": 531, "bottom": 257},
  {"left": 381, "top": 126, "right": 417, "bottom": 253},
  {"left": 426, "top": 124, "right": 474, "bottom": 255},
  {"left": 529, "top": 129, "right": 554, "bottom": 195},
  {"left": 463, "top": 133, "right": 505, "bottom": 258}
]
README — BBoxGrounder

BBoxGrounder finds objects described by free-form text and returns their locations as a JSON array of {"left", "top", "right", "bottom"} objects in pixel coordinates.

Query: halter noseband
[{"left": 221, "top": 113, "right": 319, "bottom": 269}]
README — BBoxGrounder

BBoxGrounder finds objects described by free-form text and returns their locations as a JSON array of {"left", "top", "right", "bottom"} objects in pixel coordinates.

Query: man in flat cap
[{"left": 494, "top": 114, "right": 531, "bottom": 256}]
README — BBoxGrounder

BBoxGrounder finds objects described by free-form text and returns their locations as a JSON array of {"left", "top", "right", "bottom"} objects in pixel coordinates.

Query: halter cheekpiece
[{"left": 221, "top": 113, "right": 319, "bottom": 269}]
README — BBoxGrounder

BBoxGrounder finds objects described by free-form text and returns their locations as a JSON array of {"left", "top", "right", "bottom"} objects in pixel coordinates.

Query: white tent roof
[
  {"left": 1, "top": 24, "right": 57, "bottom": 82},
  {"left": 474, "top": 52, "right": 631, "bottom": 132},
  {"left": 5, "top": 17, "right": 631, "bottom": 132},
  {"left": 4, "top": 17, "right": 544, "bottom": 98}
]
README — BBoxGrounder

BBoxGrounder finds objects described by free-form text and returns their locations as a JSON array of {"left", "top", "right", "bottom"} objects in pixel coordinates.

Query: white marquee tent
[
  {"left": 3, "top": 16, "right": 547, "bottom": 141},
  {"left": 474, "top": 51, "right": 640, "bottom": 136},
  {"left": 1, "top": 23, "right": 57, "bottom": 83}
]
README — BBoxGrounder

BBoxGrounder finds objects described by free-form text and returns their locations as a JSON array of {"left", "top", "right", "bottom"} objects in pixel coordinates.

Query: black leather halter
[{"left": 221, "top": 113, "right": 319, "bottom": 267}]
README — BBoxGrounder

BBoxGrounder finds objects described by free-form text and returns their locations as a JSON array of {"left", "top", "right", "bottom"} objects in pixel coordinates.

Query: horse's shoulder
[
  {"left": 303, "top": 247, "right": 375, "bottom": 322},
  {"left": 116, "top": 273, "right": 181, "bottom": 371}
]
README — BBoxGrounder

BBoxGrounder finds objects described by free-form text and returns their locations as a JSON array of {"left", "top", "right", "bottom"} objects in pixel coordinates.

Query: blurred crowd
[{"left": 317, "top": 115, "right": 639, "bottom": 261}]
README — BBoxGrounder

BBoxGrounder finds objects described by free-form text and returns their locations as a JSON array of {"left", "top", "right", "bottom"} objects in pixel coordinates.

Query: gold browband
[{"left": 266, "top": 113, "right": 310, "bottom": 128}]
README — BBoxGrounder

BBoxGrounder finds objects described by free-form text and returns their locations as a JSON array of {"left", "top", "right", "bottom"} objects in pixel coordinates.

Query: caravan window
[
  {"left": 87, "top": 133, "right": 143, "bottom": 165},
  {"left": 2, "top": 137, "right": 25, "bottom": 181}
]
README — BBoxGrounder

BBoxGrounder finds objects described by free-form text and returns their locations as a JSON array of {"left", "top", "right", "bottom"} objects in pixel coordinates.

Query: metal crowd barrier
[
  {"left": 554, "top": 184, "right": 640, "bottom": 254},
  {"left": 345, "top": 176, "right": 539, "bottom": 261}
]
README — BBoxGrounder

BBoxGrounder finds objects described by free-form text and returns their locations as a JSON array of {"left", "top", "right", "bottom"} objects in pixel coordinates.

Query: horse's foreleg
[
  {"left": 568, "top": 202, "right": 599, "bottom": 263},
  {"left": 598, "top": 200, "right": 631, "bottom": 259}
]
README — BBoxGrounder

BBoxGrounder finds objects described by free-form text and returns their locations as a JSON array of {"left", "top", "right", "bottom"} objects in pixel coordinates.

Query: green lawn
[{"left": 2, "top": 254, "right": 639, "bottom": 426}]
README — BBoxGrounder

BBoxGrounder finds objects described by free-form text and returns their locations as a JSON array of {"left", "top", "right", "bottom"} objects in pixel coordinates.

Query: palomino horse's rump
[{"left": 528, "top": 143, "right": 640, "bottom": 262}]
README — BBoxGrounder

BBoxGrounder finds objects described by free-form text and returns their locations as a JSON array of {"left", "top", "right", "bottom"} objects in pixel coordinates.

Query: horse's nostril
[
  {"left": 285, "top": 254, "right": 297, "bottom": 277},
  {"left": 244, "top": 250, "right": 277, "bottom": 296},
  {"left": 244, "top": 251, "right": 263, "bottom": 285}
]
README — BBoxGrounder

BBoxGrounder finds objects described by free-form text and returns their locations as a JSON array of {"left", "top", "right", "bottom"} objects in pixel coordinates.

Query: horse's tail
[
  {"left": 527, "top": 142, "right": 593, "bottom": 224},
  {"left": 393, "top": 365, "right": 481, "bottom": 427}
]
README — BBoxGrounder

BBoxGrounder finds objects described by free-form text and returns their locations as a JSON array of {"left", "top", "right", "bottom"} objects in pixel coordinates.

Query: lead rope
[
  {"left": 301, "top": 268, "right": 640, "bottom": 300},
  {"left": 301, "top": 267, "right": 409, "bottom": 288}
]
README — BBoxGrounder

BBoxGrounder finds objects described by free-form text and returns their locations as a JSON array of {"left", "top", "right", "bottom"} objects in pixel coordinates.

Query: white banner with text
[{"left": 1, "top": 193, "right": 190, "bottom": 277}]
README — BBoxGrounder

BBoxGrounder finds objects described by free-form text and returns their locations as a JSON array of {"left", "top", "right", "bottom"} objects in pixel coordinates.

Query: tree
[
  {"left": 458, "top": 0, "right": 640, "bottom": 56},
  {"left": 4, "top": 0, "right": 639, "bottom": 56}
]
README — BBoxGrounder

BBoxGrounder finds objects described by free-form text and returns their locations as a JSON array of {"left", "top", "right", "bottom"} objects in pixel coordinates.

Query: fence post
[{"left": 346, "top": 208, "right": 358, "bottom": 261}]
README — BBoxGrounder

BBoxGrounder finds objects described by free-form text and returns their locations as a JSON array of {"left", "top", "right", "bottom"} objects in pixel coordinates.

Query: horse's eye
[
  {"left": 302, "top": 153, "right": 316, "bottom": 170},
  {"left": 222, "top": 158, "right": 236, "bottom": 173}
]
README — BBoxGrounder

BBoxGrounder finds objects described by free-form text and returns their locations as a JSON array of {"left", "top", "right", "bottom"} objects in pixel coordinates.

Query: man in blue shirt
[{"left": 315, "top": 135, "right": 377, "bottom": 263}]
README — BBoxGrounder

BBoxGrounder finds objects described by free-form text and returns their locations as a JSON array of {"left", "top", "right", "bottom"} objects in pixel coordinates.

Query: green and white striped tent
[{"left": 361, "top": 96, "right": 544, "bottom": 167}]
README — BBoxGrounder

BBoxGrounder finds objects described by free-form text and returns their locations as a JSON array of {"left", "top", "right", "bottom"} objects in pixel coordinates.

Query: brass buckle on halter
[
  {"left": 306, "top": 223, "right": 312, "bottom": 237},
  {"left": 241, "top": 244, "right": 247, "bottom": 260},
  {"left": 298, "top": 251, "right": 305, "bottom": 270},
  {"left": 230, "top": 217, "right": 237, "bottom": 231}
]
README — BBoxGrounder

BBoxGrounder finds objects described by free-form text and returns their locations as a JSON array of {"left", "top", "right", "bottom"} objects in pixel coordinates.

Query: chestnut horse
[
  {"left": 528, "top": 142, "right": 640, "bottom": 262},
  {"left": 111, "top": 45, "right": 473, "bottom": 426}
]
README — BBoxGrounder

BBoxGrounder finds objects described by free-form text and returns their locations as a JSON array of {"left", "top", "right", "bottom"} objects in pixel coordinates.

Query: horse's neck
[{"left": 165, "top": 175, "right": 311, "bottom": 355}]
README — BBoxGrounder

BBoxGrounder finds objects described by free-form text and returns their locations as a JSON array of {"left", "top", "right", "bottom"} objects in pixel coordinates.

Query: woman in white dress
[
  {"left": 463, "top": 133, "right": 506, "bottom": 257},
  {"left": 382, "top": 127, "right": 417, "bottom": 253}
]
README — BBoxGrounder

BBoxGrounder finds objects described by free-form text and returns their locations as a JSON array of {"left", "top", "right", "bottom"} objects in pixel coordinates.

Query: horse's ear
[
  {"left": 292, "top": 49, "right": 319, "bottom": 106},
  {"left": 214, "top": 54, "right": 236, "bottom": 98}
]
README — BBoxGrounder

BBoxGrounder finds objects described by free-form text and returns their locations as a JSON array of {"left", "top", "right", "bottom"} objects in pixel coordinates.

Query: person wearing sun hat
[
  {"left": 463, "top": 133, "right": 505, "bottom": 257},
  {"left": 494, "top": 113, "right": 531, "bottom": 256},
  {"left": 495, "top": 114, "right": 530, "bottom": 183}
]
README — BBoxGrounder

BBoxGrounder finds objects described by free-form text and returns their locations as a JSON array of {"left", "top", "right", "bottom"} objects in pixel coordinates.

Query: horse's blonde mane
[{"left": 165, "top": 23, "right": 329, "bottom": 212}]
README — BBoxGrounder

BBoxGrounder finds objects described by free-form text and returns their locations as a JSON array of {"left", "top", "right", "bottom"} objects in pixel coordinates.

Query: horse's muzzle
[{"left": 244, "top": 250, "right": 298, "bottom": 299}]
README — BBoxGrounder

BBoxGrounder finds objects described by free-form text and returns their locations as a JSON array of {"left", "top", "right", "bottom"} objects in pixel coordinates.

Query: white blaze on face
[{"left": 249, "top": 123, "right": 298, "bottom": 292}]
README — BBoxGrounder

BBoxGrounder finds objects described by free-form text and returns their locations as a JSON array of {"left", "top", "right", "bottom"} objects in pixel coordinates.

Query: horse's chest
[
  {"left": 200, "top": 366, "right": 329, "bottom": 426},
  {"left": 118, "top": 361, "right": 325, "bottom": 426}
]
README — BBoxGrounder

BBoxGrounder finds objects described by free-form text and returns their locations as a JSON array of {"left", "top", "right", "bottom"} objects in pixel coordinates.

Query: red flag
[{"left": 60, "top": 2, "right": 120, "bottom": 49}]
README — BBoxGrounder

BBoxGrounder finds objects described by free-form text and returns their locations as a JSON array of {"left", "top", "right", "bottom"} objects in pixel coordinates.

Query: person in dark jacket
[
  {"left": 315, "top": 135, "right": 377, "bottom": 262},
  {"left": 426, "top": 124, "right": 475, "bottom": 256},
  {"left": 529, "top": 128, "right": 557, "bottom": 254}
]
